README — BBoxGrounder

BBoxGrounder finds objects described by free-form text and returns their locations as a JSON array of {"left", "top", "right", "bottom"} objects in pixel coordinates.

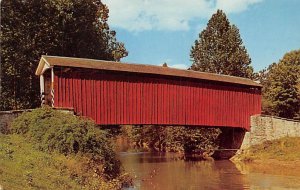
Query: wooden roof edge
[
  {"left": 35, "top": 56, "right": 52, "bottom": 75},
  {"left": 36, "top": 55, "right": 262, "bottom": 88}
]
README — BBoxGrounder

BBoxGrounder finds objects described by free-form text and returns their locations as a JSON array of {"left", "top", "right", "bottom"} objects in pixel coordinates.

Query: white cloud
[
  {"left": 156, "top": 58, "right": 188, "bottom": 69},
  {"left": 102, "top": 0, "right": 263, "bottom": 32},
  {"left": 216, "top": 0, "right": 263, "bottom": 13},
  {"left": 169, "top": 63, "right": 188, "bottom": 69}
]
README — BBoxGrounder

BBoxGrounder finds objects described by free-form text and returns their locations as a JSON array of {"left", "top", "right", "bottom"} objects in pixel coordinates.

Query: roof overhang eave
[
  {"left": 35, "top": 56, "right": 52, "bottom": 75},
  {"left": 37, "top": 55, "right": 262, "bottom": 88}
]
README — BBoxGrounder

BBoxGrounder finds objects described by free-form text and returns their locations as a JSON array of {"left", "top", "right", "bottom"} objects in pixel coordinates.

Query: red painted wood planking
[{"left": 54, "top": 70, "right": 261, "bottom": 131}]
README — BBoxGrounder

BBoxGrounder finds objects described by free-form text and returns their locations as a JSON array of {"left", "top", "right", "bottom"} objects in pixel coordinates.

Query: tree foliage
[
  {"left": 0, "top": 0, "right": 127, "bottom": 110},
  {"left": 190, "top": 10, "right": 253, "bottom": 78},
  {"left": 128, "top": 125, "right": 221, "bottom": 156},
  {"left": 261, "top": 50, "right": 300, "bottom": 119}
]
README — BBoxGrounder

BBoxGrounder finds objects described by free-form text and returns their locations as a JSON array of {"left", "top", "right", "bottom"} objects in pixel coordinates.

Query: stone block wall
[
  {"left": 0, "top": 110, "right": 30, "bottom": 134},
  {"left": 241, "top": 115, "right": 300, "bottom": 149}
]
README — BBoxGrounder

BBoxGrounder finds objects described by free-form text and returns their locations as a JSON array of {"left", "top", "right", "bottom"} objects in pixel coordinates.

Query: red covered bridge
[{"left": 36, "top": 55, "right": 261, "bottom": 131}]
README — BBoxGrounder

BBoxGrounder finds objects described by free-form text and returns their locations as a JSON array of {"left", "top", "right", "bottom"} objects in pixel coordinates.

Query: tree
[
  {"left": 190, "top": 10, "right": 253, "bottom": 79},
  {"left": 162, "top": 62, "right": 168, "bottom": 67},
  {"left": 262, "top": 50, "right": 300, "bottom": 119},
  {"left": 0, "top": 0, "right": 127, "bottom": 110},
  {"left": 129, "top": 125, "right": 221, "bottom": 155}
]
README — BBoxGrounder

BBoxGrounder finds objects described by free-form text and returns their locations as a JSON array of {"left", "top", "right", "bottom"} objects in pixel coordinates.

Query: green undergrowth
[
  {"left": 10, "top": 107, "right": 120, "bottom": 178},
  {"left": 0, "top": 134, "right": 131, "bottom": 190},
  {"left": 124, "top": 125, "right": 221, "bottom": 156},
  {"left": 235, "top": 137, "right": 300, "bottom": 162},
  {"left": 0, "top": 107, "right": 132, "bottom": 189}
]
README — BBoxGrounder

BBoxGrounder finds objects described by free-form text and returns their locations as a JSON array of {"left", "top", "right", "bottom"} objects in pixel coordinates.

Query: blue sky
[{"left": 103, "top": 0, "right": 300, "bottom": 71}]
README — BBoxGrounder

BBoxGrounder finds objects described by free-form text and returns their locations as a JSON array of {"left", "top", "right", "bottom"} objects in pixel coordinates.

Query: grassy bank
[
  {"left": 0, "top": 108, "right": 132, "bottom": 189},
  {"left": 233, "top": 137, "right": 300, "bottom": 162},
  {"left": 0, "top": 134, "right": 122, "bottom": 189}
]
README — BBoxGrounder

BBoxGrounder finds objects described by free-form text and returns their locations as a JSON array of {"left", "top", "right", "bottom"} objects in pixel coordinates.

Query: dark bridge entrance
[{"left": 36, "top": 55, "right": 261, "bottom": 131}]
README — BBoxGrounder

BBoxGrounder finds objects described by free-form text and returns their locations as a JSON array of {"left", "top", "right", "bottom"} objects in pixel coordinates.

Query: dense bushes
[
  {"left": 0, "top": 134, "right": 133, "bottom": 190},
  {"left": 11, "top": 107, "right": 121, "bottom": 178},
  {"left": 128, "top": 125, "right": 221, "bottom": 156},
  {"left": 166, "top": 126, "right": 221, "bottom": 154}
]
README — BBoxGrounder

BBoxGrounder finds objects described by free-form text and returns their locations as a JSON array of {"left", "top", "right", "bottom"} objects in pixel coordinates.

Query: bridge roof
[{"left": 36, "top": 55, "right": 261, "bottom": 88}]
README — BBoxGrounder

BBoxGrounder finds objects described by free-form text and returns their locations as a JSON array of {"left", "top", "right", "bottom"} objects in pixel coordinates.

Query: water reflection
[{"left": 119, "top": 152, "right": 300, "bottom": 190}]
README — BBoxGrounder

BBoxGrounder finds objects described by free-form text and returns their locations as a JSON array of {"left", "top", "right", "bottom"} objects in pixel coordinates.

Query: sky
[{"left": 102, "top": 0, "right": 300, "bottom": 71}]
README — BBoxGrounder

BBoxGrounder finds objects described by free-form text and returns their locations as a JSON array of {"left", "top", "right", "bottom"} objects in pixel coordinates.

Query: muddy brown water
[{"left": 118, "top": 152, "right": 300, "bottom": 190}]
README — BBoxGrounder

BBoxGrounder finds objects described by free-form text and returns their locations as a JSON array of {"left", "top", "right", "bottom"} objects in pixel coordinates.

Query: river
[{"left": 118, "top": 152, "right": 300, "bottom": 190}]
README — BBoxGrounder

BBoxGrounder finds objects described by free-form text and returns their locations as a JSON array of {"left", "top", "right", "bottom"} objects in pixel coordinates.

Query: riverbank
[
  {"left": 232, "top": 137, "right": 300, "bottom": 172},
  {"left": 0, "top": 108, "right": 133, "bottom": 189},
  {"left": 0, "top": 134, "right": 132, "bottom": 190}
]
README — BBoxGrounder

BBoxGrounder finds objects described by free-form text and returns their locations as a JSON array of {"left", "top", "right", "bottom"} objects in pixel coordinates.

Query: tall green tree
[
  {"left": 0, "top": 0, "right": 127, "bottom": 110},
  {"left": 190, "top": 10, "right": 253, "bottom": 78},
  {"left": 262, "top": 50, "right": 300, "bottom": 119}
]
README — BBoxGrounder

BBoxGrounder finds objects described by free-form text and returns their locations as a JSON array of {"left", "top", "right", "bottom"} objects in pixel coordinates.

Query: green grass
[
  {"left": 236, "top": 137, "right": 300, "bottom": 162},
  {"left": 0, "top": 134, "right": 130, "bottom": 190},
  {"left": 10, "top": 107, "right": 123, "bottom": 179}
]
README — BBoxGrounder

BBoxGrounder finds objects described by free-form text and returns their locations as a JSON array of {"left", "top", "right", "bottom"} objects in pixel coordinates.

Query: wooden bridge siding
[{"left": 54, "top": 71, "right": 261, "bottom": 130}]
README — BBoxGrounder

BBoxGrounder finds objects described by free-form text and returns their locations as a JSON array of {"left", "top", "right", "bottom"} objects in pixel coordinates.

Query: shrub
[
  {"left": 130, "top": 125, "right": 221, "bottom": 155},
  {"left": 11, "top": 107, "right": 121, "bottom": 178},
  {"left": 166, "top": 126, "right": 221, "bottom": 155},
  {"left": 0, "top": 134, "right": 133, "bottom": 190}
]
